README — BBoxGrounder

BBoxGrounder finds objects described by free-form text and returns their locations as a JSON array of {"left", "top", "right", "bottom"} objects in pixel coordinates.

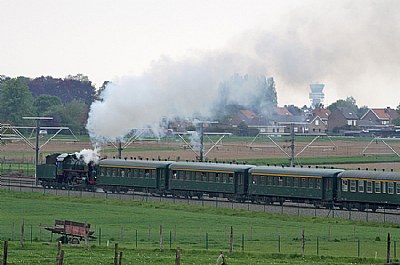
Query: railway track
[{"left": 2, "top": 174, "right": 400, "bottom": 223}]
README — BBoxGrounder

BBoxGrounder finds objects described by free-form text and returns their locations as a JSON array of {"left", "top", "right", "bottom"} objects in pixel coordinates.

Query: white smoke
[
  {"left": 76, "top": 148, "right": 101, "bottom": 164},
  {"left": 87, "top": 0, "right": 400, "bottom": 142}
]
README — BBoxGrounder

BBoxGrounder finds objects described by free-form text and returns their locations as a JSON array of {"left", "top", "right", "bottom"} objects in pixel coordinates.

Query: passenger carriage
[
  {"left": 96, "top": 159, "right": 173, "bottom": 193},
  {"left": 248, "top": 166, "right": 344, "bottom": 207},
  {"left": 169, "top": 162, "right": 254, "bottom": 200},
  {"left": 337, "top": 170, "right": 400, "bottom": 211}
]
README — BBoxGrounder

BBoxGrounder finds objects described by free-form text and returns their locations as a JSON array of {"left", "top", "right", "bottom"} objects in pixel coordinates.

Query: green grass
[{"left": 0, "top": 190, "right": 399, "bottom": 264}]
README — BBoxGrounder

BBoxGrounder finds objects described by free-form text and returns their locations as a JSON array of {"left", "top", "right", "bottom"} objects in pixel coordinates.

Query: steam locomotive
[{"left": 37, "top": 153, "right": 400, "bottom": 211}]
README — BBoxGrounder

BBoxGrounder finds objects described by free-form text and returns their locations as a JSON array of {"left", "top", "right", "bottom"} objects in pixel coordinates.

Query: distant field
[
  {"left": 1, "top": 135, "right": 400, "bottom": 170},
  {"left": 0, "top": 190, "right": 399, "bottom": 264}
]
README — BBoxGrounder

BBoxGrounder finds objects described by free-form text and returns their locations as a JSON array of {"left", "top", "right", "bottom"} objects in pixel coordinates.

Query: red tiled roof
[
  {"left": 239, "top": 109, "right": 256, "bottom": 119},
  {"left": 312, "top": 108, "right": 331, "bottom": 118},
  {"left": 274, "top": 107, "right": 292, "bottom": 116},
  {"left": 371, "top": 108, "right": 391, "bottom": 120}
]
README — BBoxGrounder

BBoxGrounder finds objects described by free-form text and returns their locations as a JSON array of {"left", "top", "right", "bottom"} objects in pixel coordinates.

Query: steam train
[{"left": 37, "top": 153, "right": 400, "bottom": 211}]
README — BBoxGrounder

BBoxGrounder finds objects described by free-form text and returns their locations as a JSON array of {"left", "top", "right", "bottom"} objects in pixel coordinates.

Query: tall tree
[
  {"left": 327, "top": 96, "right": 359, "bottom": 113},
  {"left": 0, "top": 77, "right": 34, "bottom": 124},
  {"left": 29, "top": 75, "right": 96, "bottom": 105},
  {"left": 45, "top": 99, "right": 88, "bottom": 134},
  {"left": 33, "top": 94, "right": 62, "bottom": 115}
]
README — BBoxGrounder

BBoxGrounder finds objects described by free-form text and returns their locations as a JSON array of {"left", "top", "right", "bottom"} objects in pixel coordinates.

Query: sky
[{"left": 1, "top": 0, "right": 399, "bottom": 108}]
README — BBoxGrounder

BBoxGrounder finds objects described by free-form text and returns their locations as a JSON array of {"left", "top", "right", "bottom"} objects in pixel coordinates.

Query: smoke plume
[{"left": 87, "top": 0, "right": 400, "bottom": 142}]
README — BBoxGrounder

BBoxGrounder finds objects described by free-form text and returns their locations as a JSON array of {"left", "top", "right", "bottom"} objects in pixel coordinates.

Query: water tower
[{"left": 309, "top": 83, "right": 325, "bottom": 108}]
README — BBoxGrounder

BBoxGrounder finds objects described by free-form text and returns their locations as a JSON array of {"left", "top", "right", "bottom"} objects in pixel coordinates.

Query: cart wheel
[{"left": 71, "top": 238, "right": 80, "bottom": 244}]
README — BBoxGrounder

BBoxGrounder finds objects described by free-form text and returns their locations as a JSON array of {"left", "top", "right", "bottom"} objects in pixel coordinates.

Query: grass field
[{"left": 1, "top": 190, "right": 399, "bottom": 264}]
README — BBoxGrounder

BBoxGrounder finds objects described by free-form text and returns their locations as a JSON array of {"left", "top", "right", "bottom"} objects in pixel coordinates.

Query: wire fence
[
  {"left": 0, "top": 161, "right": 35, "bottom": 177},
  {"left": 0, "top": 221, "right": 399, "bottom": 260}
]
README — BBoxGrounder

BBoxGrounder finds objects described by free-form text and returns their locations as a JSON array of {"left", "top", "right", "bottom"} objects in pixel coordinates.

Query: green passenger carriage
[
  {"left": 248, "top": 167, "right": 344, "bottom": 206},
  {"left": 96, "top": 159, "right": 173, "bottom": 193},
  {"left": 169, "top": 162, "right": 254, "bottom": 200},
  {"left": 337, "top": 170, "right": 400, "bottom": 211}
]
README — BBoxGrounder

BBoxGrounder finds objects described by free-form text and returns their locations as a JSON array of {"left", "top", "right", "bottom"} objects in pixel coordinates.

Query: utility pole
[
  {"left": 290, "top": 123, "right": 295, "bottom": 167},
  {"left": 22, "top": 117, "right": 53, "bottom": 185},
  {"left": 199, "top": 122, "right": 204, "bottom": 162}
]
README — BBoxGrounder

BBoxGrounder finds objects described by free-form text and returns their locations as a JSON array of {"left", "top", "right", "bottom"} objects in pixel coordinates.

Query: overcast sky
[{"left": 1, "top": 0, "right": 399, "bottom": 108}]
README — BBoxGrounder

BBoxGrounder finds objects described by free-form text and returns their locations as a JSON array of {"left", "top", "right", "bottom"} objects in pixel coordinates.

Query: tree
[
  {"left": 327, "top": 96, "right": 359, "bottom": 114},
  {"left": 29, "top": 75, "right": 96, "bottom": 106},
  {"left": 394, "top": 103, "right": 400, "bottom": 126},
  {"left": 0, "top": 77, "right": 34, "bottom": 124},
  {"left": 45, "top": 100, "right": 88, "bottom": 134},
  {"left": 33, "top": 94, "right": 62, "bottom": 115}
]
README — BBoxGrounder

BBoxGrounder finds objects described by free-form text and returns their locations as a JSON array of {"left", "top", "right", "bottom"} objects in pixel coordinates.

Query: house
[
  {"left": 312, "top": 107, "right": 331, "bottom": 124},
  {"left": 231, "top": 109, "right": 257, "bottom": 126},
  {"left": 327, "top": 107, "right": 359, "bottom": 133},
  {"left": 359, "top": 107, "right": 399, "bottom": 129},
  {"left": 307, "top": 116, "right": 328, "bottom": 134}
]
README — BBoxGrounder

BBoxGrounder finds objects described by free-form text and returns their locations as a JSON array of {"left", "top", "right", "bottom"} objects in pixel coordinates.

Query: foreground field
[{"left": 1, "top": 190, "right": 399, "bottom": 264}]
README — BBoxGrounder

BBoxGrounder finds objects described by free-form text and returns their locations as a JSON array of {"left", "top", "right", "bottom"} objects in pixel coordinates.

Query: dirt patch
[{"left": 2, "top": 138, "right": 400, "bottom": 170}]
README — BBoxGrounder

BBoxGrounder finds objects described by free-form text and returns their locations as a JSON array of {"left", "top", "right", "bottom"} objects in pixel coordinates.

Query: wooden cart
[{"left": 45, "top": 220, "right": 96, "bottom": 244}]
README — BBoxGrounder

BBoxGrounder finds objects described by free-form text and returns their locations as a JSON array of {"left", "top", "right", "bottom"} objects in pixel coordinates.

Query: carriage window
[
  {"left": 382, "top": 182, "right": 386, "bottom": 194},
  {"left": 293, "top": 178, "right": 298, "bottom": 187},
  {"left": 358, "top": 180, "right": 364, "bottom": 192},
  {"left": 278, "top": 177, "right": 283, "bottom": 186},
  {"left": 396, "top": 182, "right": 400, "bottom": 194},
  {"left": 350, "top": 180, "right": 356, "bottom": 192},
  {"left": 301, "top": 178, "right": 306, "bottom": 188},
  {"left": 309, "top": 178, "right": 314, "bottom": 189},
  {"left": 388, "top": 182, "right": 394, "bottom": 194},
  {"left": 145, "top": 169, "right": 150, "bottom": 178},
  {"left": 252, "top": 176, "right": 257, "bottom": 184},
  {"left": 216, "top": 173, "right": 220, "bottom": 183},
  {"left": 342, "top": 179, "right": 348, "bottom": 192},
  {"left": 375, "top": 182, "right": 381, "bottom": 193},
  {"left": 260, "top": 176, "right": 265, "bottom": 185},
  {"left": 366, "top": 181, "right": 372, "bottom": 193},
  {"left": 316, "top": 179, "right": 321, "bottom": 189},
  {"left": 228, "top": 175, "right": 233, "bottom": 184},
  {"left": 121, "top": 170, "right": 125, "bottom": 177}
]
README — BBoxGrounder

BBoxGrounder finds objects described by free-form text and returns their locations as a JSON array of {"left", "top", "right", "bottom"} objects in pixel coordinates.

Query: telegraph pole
[
  {"left": 199, "top": 122, "right": 204, "bottom": 162},
  {"left": 290, "top": 123, "right": 295, "bottom": 167},
  {"left": 22, "top": 117, "right": 53, "bottom": 185}
]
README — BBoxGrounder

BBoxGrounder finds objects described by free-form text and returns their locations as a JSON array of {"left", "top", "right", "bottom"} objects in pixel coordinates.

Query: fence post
[
  {"left": 395, "top": 240, "right": 397, "bottom": 259},
  {"left": 20, "top": 218, "right": 24, "bottom": 246},
  {"left": 229, "top": 226, "right": 233, "bottom": 256},
  {"left": 358, "top": 239, "right": 360, "bottom": 257},
  {"left": 159, "top": 224, "right": 163, "bottom": 252},
  {"left": 170, "top": 231, "right": 172, "bottom": 249},
  {"left": 113, "top": 243, "right": 118, "bottom": 265},
  {"left": 316, "top": 237, "right": 319, "bottom": 256},
  {"left": 206, "top": 232, "right": 209, "bottom": 250},
  {"left": 241, "top": 233, "right": 244, "bottom": 252},
  {"left": 175, "top": 248, "right": 180, "bottom": 265},
  {"left": 387, "top": 232, "right": 391, "bottom": 264},
  {"left": 278, "top": 235, "right": 280, "bottom": 253},
  {"left": 136, "top": 230, "right": 138, "bottom": 249},
  {"left": 301, "top": 227, "right": 305, "bottom": 258},
  {"left": 3, "top": 240, "right": 8, "bottom": 265}
]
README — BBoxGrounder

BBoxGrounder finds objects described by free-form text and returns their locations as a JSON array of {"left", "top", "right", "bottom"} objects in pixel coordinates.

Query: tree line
[{"left": 0, "top": 74, "right": 103, "bottom": 134}]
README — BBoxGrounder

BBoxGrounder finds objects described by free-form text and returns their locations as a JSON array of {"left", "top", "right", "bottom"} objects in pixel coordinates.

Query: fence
[
  {"left": 0, "top": 220, "right": 398, "bottom": 261},
  {"left": 1, "top": 182, "right": 400, "bottom": 224},
  {"left": 0, "top": 161, "right": 35, "bottom": 177}
]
